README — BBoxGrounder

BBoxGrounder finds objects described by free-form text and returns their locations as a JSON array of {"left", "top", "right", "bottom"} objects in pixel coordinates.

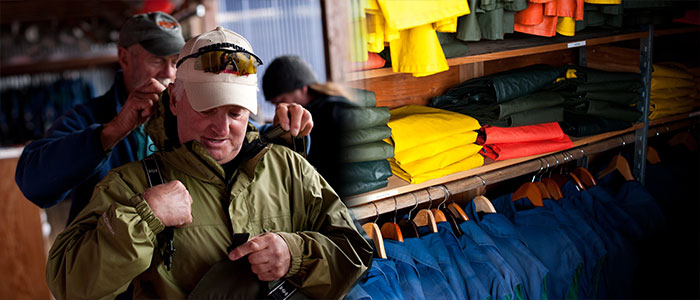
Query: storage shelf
[
  {"left": 350, "top": 25, "right": 700, "bottom": 81},
  {"left": 343, "top": 111, "right": 700, "bottom": 210},
  {"left": 0, "top": 146, "right": 24, "bottom": 160},
  {"left": 0, "top": 55, "right": 119, "bottom": 77}
]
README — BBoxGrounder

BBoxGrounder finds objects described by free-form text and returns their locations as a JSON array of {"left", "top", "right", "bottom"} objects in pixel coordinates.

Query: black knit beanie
[{"left": 262, "top": 55, "right": 318, "bottom": 101}]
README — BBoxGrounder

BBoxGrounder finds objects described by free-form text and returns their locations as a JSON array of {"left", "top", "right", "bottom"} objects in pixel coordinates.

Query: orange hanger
[
  {"left": 646, "top": 146, "right": 661, "bottom": 164},
  {"left": 414, "top": 189, "right": 438, "bottom": 233},
  {"left": 541, "top": 178, "right": 563, "bottom": 200},
  {"left": 572, "top": 167, "right": 596, "bottom": 189},
  {"left": 597, "top": 154, "right": 634, "bottom": 181},
  {"left": 380, "top": 197, "right": 404, "bottom": 242},
  {"left": 473, "top": 195, "right": 497, "bottom": 213},
  {"left": 362, "top": 203, "right": 387, "bottom": 259},
  {"left": 512, "top": 182, "right": 544, "bottom": 207}
]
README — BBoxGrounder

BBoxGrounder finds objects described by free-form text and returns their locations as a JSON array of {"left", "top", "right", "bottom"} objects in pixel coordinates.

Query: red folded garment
[
  {"left": 480, "top": 135, "right": 574, "bottom": 161},
  {"left": 478, "top": 122, "right": 567, "bottom": 145}
]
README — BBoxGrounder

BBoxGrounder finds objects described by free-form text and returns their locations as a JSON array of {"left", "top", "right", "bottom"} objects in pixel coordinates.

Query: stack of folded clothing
[
  {"left": 386, "top": 105, "right": 483, "bottom": 184},
  {"left": 339, "top": 89, "right": 394, "bottom": 197},
  {"left": 555, "top": 66, "right": 643, "bottom": 137},
  {"left": 431, "top": 64, "right": 566, "bottom": 127},
  {"left": 454, "top": 0, "right": 528, "bottom": 42},
  {"left": 649, "top": 63, "right": 700, "bottom": 120},
  {"left": 477, "top": 122, "right": 573, "bottom": 161}
]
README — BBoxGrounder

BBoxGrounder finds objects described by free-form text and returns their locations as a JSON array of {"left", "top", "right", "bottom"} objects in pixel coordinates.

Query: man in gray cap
[{"left": 16, "top": 12, "right": 312, "bottom": 226}]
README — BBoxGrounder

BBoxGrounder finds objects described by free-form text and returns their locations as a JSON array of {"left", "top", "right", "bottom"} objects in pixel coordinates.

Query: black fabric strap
[{"left": 142, "top": 155, "right": 175, "bottom": 271}]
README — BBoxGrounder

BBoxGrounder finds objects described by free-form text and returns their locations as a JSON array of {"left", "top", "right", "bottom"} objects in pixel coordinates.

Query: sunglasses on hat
[{"left": 176, "top": 42, "right": 263, "bottom": 75}]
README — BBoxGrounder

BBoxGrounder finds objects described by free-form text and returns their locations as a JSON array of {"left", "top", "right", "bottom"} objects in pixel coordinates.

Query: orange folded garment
[
  {"left": 480, "top": 135, "right": 574, "bottom": 161},
  {"left": 478, "top": 122, "right": 567, "bottom": 144}
]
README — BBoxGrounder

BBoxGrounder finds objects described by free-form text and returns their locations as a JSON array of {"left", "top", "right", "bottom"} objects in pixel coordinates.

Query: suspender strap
[{"left": 141, "top": 155, "right": 175, "bottom": 271}]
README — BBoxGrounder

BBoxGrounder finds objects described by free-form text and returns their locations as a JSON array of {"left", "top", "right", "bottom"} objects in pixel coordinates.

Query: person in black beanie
[{"left": 263, "top": 55, "right": 355, "bottom": 192}]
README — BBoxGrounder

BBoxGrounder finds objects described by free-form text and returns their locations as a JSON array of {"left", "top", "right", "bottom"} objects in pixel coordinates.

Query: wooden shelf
[
  {"left": 0, "top": 56, "right": 119, "bottom": 77},
  {"left": 349, "top": 25, "right": 700, "bottom": 81},
  {"left": 0, "top": 146, "right": 24, "bottom": 160},
  {"left": 343, "top": 111, "right": 700, "bottom": 208}
]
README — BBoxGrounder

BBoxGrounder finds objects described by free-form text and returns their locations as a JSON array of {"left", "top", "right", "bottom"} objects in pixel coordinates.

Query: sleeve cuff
[
  {"left": 131, "top": 195, "right": 165, "bottom": 235},
  {"left": 275, "top": 232, "right": 303, "bottom": 278}
]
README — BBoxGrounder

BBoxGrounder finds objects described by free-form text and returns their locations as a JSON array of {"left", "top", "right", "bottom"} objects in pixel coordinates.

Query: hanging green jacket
[{"left": 46, "top": 91, "right": 373, "bottom": 300}]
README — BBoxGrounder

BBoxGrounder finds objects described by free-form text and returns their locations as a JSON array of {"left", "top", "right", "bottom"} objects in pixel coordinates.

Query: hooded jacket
[{"left": 46, "top": 90, "right": 373, "bottom": 299}]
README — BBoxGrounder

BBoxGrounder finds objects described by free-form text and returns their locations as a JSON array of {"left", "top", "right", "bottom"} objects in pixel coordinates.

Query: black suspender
[{"left": 141, "top": 156, "right": 175, "bottom": 271}]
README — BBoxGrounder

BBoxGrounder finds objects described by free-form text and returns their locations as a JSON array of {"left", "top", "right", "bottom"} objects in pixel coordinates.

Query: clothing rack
[{"left": 347, "top": 115, "right": 698, "bottom": 221}]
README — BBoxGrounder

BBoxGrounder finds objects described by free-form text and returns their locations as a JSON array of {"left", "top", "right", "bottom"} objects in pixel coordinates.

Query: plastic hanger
[
  {"left": 431, "top": 187, "right": 448, "bottom": 223},
  {"left": 597, "top": 138, "right": 635, "bottom": 181},
  {"left": 646, "top": 146, "right": 661, "bottom": 164},
  {"left": 398, "top": 194, "right": 420, "bottom": 238},
  {"left": 361, "top": 202, "right": 387, "bottom": 259},
  {"left": 414, "top": 189, "right": 438, "bottom": 233},
  {"left": 380, "top": 197, "right": 404, "bottom": 242}
]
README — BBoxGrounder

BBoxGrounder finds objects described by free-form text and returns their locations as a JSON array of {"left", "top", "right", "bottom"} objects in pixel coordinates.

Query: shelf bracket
[{"left": 634, "top": 24, "right": 654, "bottom": 185}]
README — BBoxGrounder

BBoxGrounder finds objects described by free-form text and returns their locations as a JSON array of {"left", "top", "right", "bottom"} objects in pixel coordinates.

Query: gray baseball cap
[{"left": 118, "top": 12, "right": 185, "bottom": 57}]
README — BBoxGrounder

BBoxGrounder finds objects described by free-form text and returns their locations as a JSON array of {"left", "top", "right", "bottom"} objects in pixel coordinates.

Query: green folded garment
[
  {"left": 348, "top": 88, "right": 377, "bottom": 107},
  {"left": 341, "top": 159, "right": 393, "bottom": 183},
  {"left": 342, "top": 141, "right": 394, "bottom": 163},
  {"left": 583, "top": 91, "right": 640, "bottom": 105},
  {"left": 566, "top": 100, "right": 642, "bottom": 122},
  {"left": 337, "top": 179, "right": 389, "bottom": 198},
  {"left": 575, "top": 81, "right": 643, "bottom": 93},
  {"left": 561, "top": 111, "right": 633, "bottom": 137},
  {"left": 345, "top": 106, "right": 391, "bottom": 131},
  {"left": 506, "top": 106, "right": 564, "bottom": 127},
  {"left": 343, "top": 125, "right": 392, "bottom": 147},
  {"left": 569, "top": 66, "right": 642, "bottom": 84},
  {"left": 498, "top": 91, "right": 564, "bottom": 119}
]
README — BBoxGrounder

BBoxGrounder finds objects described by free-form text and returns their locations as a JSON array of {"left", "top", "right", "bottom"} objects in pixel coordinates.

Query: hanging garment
[
  {"left": 599, "top": 178, "right": 666, "bottom": 238},
  {"left": 418, "top": 226, "right": 491, "bottom": 300},
  {"left": 437, "top": 32, "right": 470, "bottom": 59},
  {"left": 390, "top": 154, "right": 484, "bottom": 184},
  {"left": 561, "top": 181, "right": 639, "bottom": 298},
  {"left": 492, "top": 194, "right": 584, "bottom": 300},
  {"left": 387, "top": 105, "right": 480, "bottom": 154},
  {"left": 542, "top": 199, "right": 606, "bottom": 299},
  {"left": 377, "top": 0, "right": 470, "bottom": 31},
  {"left": 350, "top": 0, "right": 369, "bottom": 62},
  {"left": 465, "top": 201, "right": 550, "bottom": 300},
  {"left": 384, "top": 239, "right": 427, "bottom": 300},
  {"left": 587, "top": 185, "right": 645, "bottom": 241},
  {"left": 345, "top": 258, "right": 406, "bottom": 300},
  {"left": 403, "top": 237, "right": 461, "bottom": 300},
  {"left": 342, "top": 141, "right": 395, "bottom": 163},
  {"left": 343, "top": 125, "right": 393, "bottom": 147},
  {"left": 458, "top": 220, "right": 525, "bottom": 300}
]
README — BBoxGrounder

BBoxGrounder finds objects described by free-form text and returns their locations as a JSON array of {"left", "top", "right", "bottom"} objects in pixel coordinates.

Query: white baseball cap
[{"left": 175, "top": 27, "right": 261, "bottom": 115}]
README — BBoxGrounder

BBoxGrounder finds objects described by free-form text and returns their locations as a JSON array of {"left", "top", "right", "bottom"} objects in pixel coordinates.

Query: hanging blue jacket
[
  {"left": 385, "top": 239, "right": 427, "bottom": 300},
  {"left": 346, "top": 258, "right": 406, "bottom": 300},
  {"left": 465, "top": 201, "right": 550, "bottom": 300},
  {"left": 15, "top": 72, "right": 154, "bottom": 223},
  {"left": 421, "top": 223, "right": 491, "bottom": 300},
  {"left": 597, "top": 174, "right": 666, "bottom": 238},
  {"left": 458, "top": 218, "right": 523, "bottom": 300},
  {"left": 404, "top": 236, "right": 460, "bottom": 300},
  {"left": 492, "top": 194, "right": 584, "bottom": 300},
  {"left": 542, "top": 198, "right": 606, "bottom": 299}
]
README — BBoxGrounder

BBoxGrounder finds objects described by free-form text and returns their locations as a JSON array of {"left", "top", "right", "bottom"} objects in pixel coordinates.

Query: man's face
[
  {"left": 121, "top": 44, "right": 178, "bottom": 91},
  {"left": 171, "top": 89, "right": 250, "bottom": 164}
]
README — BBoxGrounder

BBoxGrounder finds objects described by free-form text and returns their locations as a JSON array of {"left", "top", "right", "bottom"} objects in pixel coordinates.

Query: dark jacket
[{"left": 15, "top": 71, "right": 152, "bottom": 223}]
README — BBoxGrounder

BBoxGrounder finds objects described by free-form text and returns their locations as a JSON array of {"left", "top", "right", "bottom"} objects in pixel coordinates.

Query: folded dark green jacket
[
  {"left": 342, "top": 141, "right": 394, "bottom": 163},
  {"left": 343, "top": 125, "right": 392, "bottom": 147},
  {"left": 568, "top": 66, "right": 642, "bottom": 84},
  {"left": 566, "top": 99, "right": 642, "bottom": 122},
  {"left": 345, "top": 106, "right": 391, "bottom": 131},
  {"left": 340, "top": 159, "right": 393, "bottom": 183},
  {"left": 337, "top": 179, "right": 389, "bottom": 197},
  {"left": 504, "top": 106, "right": 564, "bottom": 127},
  {"left": 349, "top": 89, "right": 377, "bottom": 107},
  {"left": 582, "top": 91, "right": 640, "bottom": 105},
  {"left": 432, "top": 64, "right": 564, "bottom": 108},
  {"left": 560, "top": 111, "right": 632, "bottom": 137}
]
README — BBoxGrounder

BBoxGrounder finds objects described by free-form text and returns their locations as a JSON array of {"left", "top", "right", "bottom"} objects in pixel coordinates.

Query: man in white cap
[{"left": 46, "top": 27, "right": 372, "bottom": 300}]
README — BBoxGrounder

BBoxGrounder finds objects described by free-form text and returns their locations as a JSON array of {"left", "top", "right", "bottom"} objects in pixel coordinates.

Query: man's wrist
[{"left": 100, "top": 120, "right": 128, "bottom": 151}]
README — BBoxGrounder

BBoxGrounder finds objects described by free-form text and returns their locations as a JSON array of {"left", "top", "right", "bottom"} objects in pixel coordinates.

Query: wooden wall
[{"left": 0, "top": 158, "right": 51, "bottom": 300}]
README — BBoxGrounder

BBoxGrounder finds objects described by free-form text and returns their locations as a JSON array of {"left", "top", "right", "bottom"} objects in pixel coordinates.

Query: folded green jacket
[
  {"left": 349, "top": 88, "right": 378, "bottom": 107},
  {"left": 345, "top": 106, "right": 391, "bottom": 131},
  {"left": 505, "top": 106, "right": 565, "bottom": 127},
  {"left": 343, "top": 125, "right": 392, "bottom": 147},
  {"left": 560, "top": 111, "right": 632, "bottom": 137},
  {"left": 566, "top": 99, "right": 642, "bottom": 122},
  {"left": 568, "top": 66, "right": 642, "bottom": 84},
  {"left": 340, "top": 159, "right": 393, "bottom": 183},
  {"left": 342, "top": 141, "right": 394, "bottom": 163},
  {"left": 337, "top": 179, "right": 389, "bottom": 198}
]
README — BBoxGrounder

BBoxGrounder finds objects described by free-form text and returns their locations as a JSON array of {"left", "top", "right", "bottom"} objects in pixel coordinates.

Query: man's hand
[
  {"left": 228, "top": 233, "right": 291, "bottom": 281},
  {"left": 142, "top": 180, "right": 193, "bottom": 227},
  {"left": 272, "top": 103, "right": 313, "bottom": 137},
  {"left": 101, "top": 78, "right": 165, "bottom": 151}
]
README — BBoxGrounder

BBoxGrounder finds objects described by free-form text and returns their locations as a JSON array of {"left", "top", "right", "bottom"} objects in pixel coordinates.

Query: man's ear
[
  {"left": 168, "top": 83, "right": 177, "bottom": 116},
  {"left": 117, "top": 47, "right": 129, "bottom": 70}
]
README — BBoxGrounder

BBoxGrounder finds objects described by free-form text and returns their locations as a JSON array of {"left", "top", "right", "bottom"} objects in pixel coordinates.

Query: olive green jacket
[{"left": 46, "top": 92, "right": 372, "bottom": 300}]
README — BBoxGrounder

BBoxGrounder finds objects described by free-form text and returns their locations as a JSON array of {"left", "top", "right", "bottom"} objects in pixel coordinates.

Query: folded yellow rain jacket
[
  {"left": 651, "top": 77, "right": 696, "bottom": 90},
  {"left": 390, "top": 154, "right": 484, "bottom": 184},
  {"left": 653, "top": 63, "right": 694, "bottom": 79},
  {"left": 392, "top": 143, "right": 482, "bottom": 177},
  {"left": 390, "top": 131, "right": 479, "bottom": 164},
  {"left": 387, "top": 105, "right": 481, "bottom": 154}
]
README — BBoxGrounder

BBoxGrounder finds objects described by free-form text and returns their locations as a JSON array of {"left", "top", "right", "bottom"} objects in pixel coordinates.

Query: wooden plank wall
[{"left": 0, "top": 158, "right": 51, "bottom": 300}]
